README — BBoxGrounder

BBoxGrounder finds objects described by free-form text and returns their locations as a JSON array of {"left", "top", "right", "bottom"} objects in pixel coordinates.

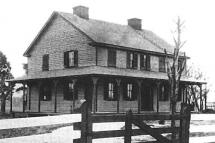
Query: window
[
  {"left": 104, "top": 80, "right": 117, "bottom": 101},
  {"left": 64, "top": 51, "right": 78, "bottom": 68},
  {"left": 127, "top": 52, "right": 138, "bottom": 69},
  {"left": 40, "top": 82, "right": 52, "bottom": 101},
  {"left": 159, "top": 83, "right": 169, "bottom": 101},
  {"left": 140, "top": 54, "right": 150, "bottom": 70},
  {"left": 42, "top": 54, "right": 49, "bottom": 71},
  {"left": 108, "top": 49, "right": 116, "bottom": 67},
  {"left": 63, "top": 81, "right": 78, "bottom": 100},
  {"left": 159, "top": 56, "right": 166, "bottom": 72},
  {"left": 127, "top": 83, "right": 133, "bottom": 99},
  {"left": 123, "top": 82, "right": 137, "bottom": 101}
]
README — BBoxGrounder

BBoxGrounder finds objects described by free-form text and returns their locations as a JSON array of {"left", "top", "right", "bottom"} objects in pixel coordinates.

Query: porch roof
[{"left": 8, "top": 66, "right": 206, "bottom": 84}]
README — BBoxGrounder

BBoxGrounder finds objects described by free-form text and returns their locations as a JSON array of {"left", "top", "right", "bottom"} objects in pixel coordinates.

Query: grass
[{"left": 0, "top": 123, "right": 73, "bottom": 139}]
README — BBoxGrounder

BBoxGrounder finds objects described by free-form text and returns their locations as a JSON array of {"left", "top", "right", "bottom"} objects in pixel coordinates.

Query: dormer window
[
  {"left": 127, "top": 52, "right": 137, "bottom": 69},
  {"left": 64, "top": 51, "right": 78, "bottom": 68},
  {"left": 140, "top": 54, "right": 150, "bottom": 71},
  {"left": 108, "top": 49, "right": 116, "bottom": 67}
]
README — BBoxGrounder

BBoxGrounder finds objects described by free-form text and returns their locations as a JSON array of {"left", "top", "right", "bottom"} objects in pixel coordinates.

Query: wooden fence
[{"left": 73, "top": 102, "right": 191, "bottom": 143}]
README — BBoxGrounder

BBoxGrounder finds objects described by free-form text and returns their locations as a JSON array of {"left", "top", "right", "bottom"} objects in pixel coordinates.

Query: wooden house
[{"left": 9, "top": 6, "right": 205, "bottom": 114}]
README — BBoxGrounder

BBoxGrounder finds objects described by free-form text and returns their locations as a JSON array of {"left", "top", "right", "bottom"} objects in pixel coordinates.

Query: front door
[{"left": 141, "top": 84, "right": 153, "bottom": 111}]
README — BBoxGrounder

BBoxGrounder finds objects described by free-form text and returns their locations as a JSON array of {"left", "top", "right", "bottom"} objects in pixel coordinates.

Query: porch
[{"left": 8, "top": 74, "right": 199, "bottom": 114}]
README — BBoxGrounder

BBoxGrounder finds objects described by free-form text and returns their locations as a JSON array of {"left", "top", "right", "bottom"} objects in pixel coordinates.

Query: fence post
[
  {"left": 180, "top": 103, "right": 191, "bottom": 143},
  {"left": 125, "top": 110, "right": 132, "bottom": 143},
  {"left": 80, "top": 102, "right": 92, "bottom": 143}
]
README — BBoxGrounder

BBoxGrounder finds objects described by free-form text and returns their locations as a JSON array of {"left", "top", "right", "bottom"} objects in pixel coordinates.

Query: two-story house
[{"left": 9, "top": 6, "right": 205, "bottom": 114}]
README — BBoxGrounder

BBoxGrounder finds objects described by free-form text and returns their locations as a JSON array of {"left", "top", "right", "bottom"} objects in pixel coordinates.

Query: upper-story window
[
  {"left": 123, "top": 82, "right": 137, "bottom": 101},
  {"left": 159, "top": 83, "right": 169, "bottom": 101},
  {"left": 42, "top": 54, "right": 49, "bottom": 71},
  {"left": 63, "top": 81, "right": 78, "bottom": 100},
  {"left": 64, "top": 51, "right": 78, "bottom": 68},
  {"left": 40, "top": 82, "right": 52, "bottom": 101},
  {"left": 108, "top": 49, "right": 116, "bottom": 67},
  {"left": 140, "top": 54, "right": 150, "bottom": 71},
  {"left": 127, "top": 52, "right": 138, "bottom": 69},
  {"left": 104, "top": 80, "right": 118, "bottom": 101},
  {"left": 159, "top": 56, "right": 166, "bottom": 72}
]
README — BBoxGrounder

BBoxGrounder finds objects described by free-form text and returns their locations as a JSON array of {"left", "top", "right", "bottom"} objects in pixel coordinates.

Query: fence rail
[{"left": 73, "top": 102, "right": 191, "bottom": 143}]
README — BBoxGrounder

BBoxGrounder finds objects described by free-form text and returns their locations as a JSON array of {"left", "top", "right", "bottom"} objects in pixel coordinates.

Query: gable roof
[
  {"left": 24, "top": 11, "right": 174, "bottom": 57},
  {"left": 59, "top": 12, "right": 174, "bottom": 53}
]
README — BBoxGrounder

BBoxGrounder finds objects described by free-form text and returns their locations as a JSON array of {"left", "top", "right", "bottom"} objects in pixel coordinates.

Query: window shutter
[
  {"left": 47, "top": 83, "right": 52, "bottom": 101},
  {"left": 74, "top": 51, "right": 78, "bottom": 67},
  {"left": 159, "top": 57, "right": 165, "bottom": 72},
  {"left": 104, "top": 81, "right": 108, "bottom": 100},
  {"left": 113, "top": 51, "right": 116, "bottom": 66},
  {"left": 74, "top": 87, "right": 78, "bottom": 100},
  {"left": 64, "top": 52, "right": 69, "bottom": 68},
  {"left": 127, "top": 52, "right": 130, "bottom": 68},
  {"left": 123, "top": 83, "right": 128, "bottom": 100},
  {"left": 42, "top": 54, "right": 49, "bottom": 71},
  {"left": 113, "top": 82, "right": 118, "bottom": 101},
  {"left": 132, "top": 83, "right": 137, "bottom": 100},
  {"left": 108, "top": 49, "right": 116, "bottom": 67},
  {"left": 146, "top": 55, "right": 150, "bottom": 70},
  {"left": 164, "top": 84, "right": 169, "bottom": 101},
  {"left": 140, "top": 54, "right": 144, "bottom": 69},
  {"left": 39, "top": 86, "right": 43, "bottom": 100},
  {"left": 63, "top": 82, "right": 69, "bottom": 100},
  {"left": 133, "top": 53, "right": 138, "bottom": 69},
  {"left": 177, "top": 84, "right": 182, "bottom": 101}
]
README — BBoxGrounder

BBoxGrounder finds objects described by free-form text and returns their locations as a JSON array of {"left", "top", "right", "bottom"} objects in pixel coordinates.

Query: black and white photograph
[{"left": 0, "top": 0, "right": 214, "bottom": 142}]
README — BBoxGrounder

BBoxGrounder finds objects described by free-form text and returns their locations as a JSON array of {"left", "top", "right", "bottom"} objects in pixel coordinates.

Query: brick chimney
[
  {"left": 128, "top": 18, "right": 142, "bottom": 30},
  {"left": 73, "top": 6, "right": 89, "bottom": 19}
]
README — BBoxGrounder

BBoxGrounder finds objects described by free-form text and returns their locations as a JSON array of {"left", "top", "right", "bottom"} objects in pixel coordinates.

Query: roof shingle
[{"left": 58, "top": 12, "right": 174, "bottom": 54}]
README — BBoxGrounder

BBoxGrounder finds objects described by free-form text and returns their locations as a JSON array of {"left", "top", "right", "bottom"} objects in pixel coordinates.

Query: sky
[{"left": 0, "top": 0, "right": 215, "bottom": 100}]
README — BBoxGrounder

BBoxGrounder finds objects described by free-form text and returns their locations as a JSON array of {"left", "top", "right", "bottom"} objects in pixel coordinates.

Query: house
[{"left": 9, "top": 6, "right": 205, "bottom": 114}]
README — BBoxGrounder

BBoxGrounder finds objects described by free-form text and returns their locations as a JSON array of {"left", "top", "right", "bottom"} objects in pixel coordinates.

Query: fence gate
[{"left": 73, "top": 102, "right": 191, "bottom": 143}]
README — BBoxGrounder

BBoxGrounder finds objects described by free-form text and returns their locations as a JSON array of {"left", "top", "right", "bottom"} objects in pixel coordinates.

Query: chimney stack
[
  {"left": 73, "top": 6, "right": 89, "bottom": 19},
  {"left": 128, "top": 18, "right": 142, "bottom": 30}
]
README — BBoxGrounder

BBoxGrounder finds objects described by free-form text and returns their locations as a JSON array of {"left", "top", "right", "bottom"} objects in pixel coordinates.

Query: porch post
[
  {"left": 185, "top": 85, "right": 188, "bottom": 104},
  {"left": 182, "top": 84, "right": 185, "bottom": 103},
  {"left": 199, "top": 84, "right": 203, "bottom": 112},
  {"left": 156, "top": 81, "right": 160, "bottom": 113},
  {"left": 116, "top": 79, "right": 121, "bottom": 113},
  {"left": 27, "top": 82, "right": 32, "bottom": 111},
  {"left": 136, "top": 80, "right": 142, "bottom": 114},
  {"left": 22, "top": 83, "right": 26, "bottom": 113},
  {"left": 53, "top": 79, "right": 59, "bottom": 113},
  {"left": 10, "top": 82, "right": 13, "bottom": 113},
  {"left": 38, "top": 81, "right": 42, "bottom": 113},
  {"left": 92, "top": 77, "right": 98, "bottom": 113},
  {"left": 205, "top": 85, "right": 207, "bottom": 110},
  {"left": 68, "top": 78, "right": 77, "bottom": 113}
]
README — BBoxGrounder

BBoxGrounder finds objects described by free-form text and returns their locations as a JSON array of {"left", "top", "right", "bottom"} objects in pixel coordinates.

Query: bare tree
[
  {"left": 186, "top": 66, "right": 208, "bottom": 112},
  {"left": 164, "top": 17, "right": 187, "bottom": 140}
]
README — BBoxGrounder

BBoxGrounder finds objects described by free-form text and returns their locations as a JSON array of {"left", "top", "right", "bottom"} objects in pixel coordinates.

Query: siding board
[{"left": 28, "top": 15, "right": 96, "bottom": 77}]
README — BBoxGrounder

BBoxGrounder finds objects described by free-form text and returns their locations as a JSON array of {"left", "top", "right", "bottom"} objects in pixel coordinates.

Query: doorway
[{"left": 141, "top": 83, "right": 153, "bottom": 111}]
